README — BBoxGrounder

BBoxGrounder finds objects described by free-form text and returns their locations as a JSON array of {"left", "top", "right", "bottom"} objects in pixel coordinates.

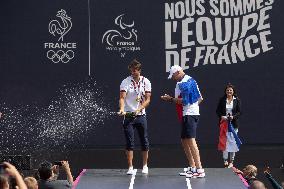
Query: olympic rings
[{"left": 46, "top": 50, "right": 74, "bottom": 63}]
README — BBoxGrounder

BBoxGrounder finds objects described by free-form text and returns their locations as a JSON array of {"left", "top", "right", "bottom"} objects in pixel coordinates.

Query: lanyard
[{"left": 131, "top": 76, "right": 144, "bottom": 102}]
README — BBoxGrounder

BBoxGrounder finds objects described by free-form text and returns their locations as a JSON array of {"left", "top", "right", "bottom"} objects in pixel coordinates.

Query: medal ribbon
[{"left": 131, "top": 76, "right": 144, "bottom": 103}]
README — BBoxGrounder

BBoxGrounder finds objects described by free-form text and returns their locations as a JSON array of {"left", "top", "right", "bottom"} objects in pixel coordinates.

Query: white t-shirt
[
  {"left": 120, "top": 76, "right": 151, "bottom": 115},
  {"left": 226, "top": 96, "right": 236, "bottom": 115},
  {"left": 175, "top": 75, "right": 202, "bottom": 116}
]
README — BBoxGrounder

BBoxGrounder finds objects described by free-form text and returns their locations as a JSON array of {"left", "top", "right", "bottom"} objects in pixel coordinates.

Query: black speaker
[{"left": 0, "top": 155, "right": 31, "bottom": 170}]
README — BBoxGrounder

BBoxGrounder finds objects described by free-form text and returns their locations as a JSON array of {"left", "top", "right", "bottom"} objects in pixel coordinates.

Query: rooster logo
[
  {"left": 102, "top": 14, "right": 138, "bottom": 46},
  {"left": 49, "top": 9, "right": 72, "bottom": 41}
]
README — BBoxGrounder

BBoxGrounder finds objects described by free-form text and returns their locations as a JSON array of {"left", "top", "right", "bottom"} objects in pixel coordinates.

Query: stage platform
[{"left": 74, "top": 168, "right": 246, "bottom": 189}]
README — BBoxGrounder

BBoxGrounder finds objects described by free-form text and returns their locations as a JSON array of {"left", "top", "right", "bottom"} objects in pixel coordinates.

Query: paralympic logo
[
  {"left": 102, "top": 14, "right": 137, "bottom": 46},
  {"left": 102, "top": 14, "right": 141, "bottom": 57},
  {"left": 46, "top": 50, "right": 74, "bottom": 63}
]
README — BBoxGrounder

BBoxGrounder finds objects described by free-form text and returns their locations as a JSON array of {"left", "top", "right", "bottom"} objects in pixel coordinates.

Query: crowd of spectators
[
  {"left": 233, "top": 164, "right": 283, "bottom": 189},
  {"left": 0, "top": 160, "right": 73, "bottom": 189}
]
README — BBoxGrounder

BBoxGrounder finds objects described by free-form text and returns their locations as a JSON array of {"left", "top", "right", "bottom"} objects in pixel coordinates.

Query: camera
[{"left": 53, "top": 161, "right": 63, "bottom": 166}]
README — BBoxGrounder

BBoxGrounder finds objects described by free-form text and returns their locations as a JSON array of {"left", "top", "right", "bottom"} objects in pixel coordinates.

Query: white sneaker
[
  {"left": 179, "top": 168, "right": 188, "bottom": 176},
  {"left": 179, "top": 167, "right": 187, "bottom": 176},
  {"left": 193, "top": 168, "right": 205, "bottom": 178},
  {"left": 142, "top": 166, "right": 148, "bottom": 174},
  {"left": 179, "top": 167, "right": 196, "bottom": 176},
  {"left": 179, "top": 172, "right": 187, "bottom": 176},
  {"left": 127, "top": 167, "right": 136, "bottom": 175},
  {"left": 186, "top": 171, "right": 195, "bottom": 178}
]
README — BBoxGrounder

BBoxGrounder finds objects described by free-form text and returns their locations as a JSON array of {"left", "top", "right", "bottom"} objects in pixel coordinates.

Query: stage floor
[{"left": 75, "top": 168, "right": 247, "bottom": 189}]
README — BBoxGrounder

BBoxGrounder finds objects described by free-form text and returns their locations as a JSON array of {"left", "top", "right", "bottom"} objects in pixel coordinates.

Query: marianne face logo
[
  {"left": 44, "top": 9, "right": 77, "bottom": 64},
  {"left": 102, "top": 14, "right": 141, "bottom": 57}
]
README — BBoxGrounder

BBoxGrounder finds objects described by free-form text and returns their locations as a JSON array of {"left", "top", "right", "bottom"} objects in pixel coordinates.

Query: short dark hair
[
  {"left": 128, "top": 59, "right": 141, "bottom": 71},
  {"left": 38, "top": 161, "right": 53, "bottom": 180}
]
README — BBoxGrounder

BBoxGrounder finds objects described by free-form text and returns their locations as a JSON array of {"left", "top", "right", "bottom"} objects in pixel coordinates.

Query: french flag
[
  {"left": 218, "top": 120, "right": 242, "bottom": 152},
  {"left": 176, "top": 95, "right": 183, "bottom": 122},
  {"left": 175, "top": 78, "right": 201, "bottom": 122}
]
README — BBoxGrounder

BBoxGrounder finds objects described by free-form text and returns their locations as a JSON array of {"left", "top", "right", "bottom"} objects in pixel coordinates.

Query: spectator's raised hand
[
  {"left": 62, "top": 161, "right": 70, "bottom": 171},
  {"left": 61, "top": 161, "right": 73, "bottom": 185},
  {"left": 3, "top": 162, "right": 27, "bottom": 189},
  {"left": 4, "top": 162, "right": 19, "bottom": 177},
  {"left": 52, "top": 165, "right": 60, "bottom": 180},
  {"left": 232, "top": 167, "right": 243, "bottom": 175},
  {"left": 264, "top": 166, "right": 270, "bottom": 174}
]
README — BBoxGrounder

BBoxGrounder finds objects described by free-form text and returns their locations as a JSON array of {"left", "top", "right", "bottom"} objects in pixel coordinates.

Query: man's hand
[
  {"left": 117, "top": 110, "right": 126, "bottom": 116},
  {"left": 62, "top": 161, "right": 70, "bottom": 172},
  {"left": 134, "top": 109, "right": 141, "bottom": 116},
  {"left": 0, "top": 112, "right": 2, "bottom": 119},
  {"left": 52, "top": 165, "right": 60, "bottom": 179},
  {"left": 161, "top": 94, "right": 172, "bottom": 101}
]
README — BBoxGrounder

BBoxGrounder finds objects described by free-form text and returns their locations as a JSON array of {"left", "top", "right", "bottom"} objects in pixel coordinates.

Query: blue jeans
[{"left": 123, "top": 115, "right": 149, "bottom": 151}]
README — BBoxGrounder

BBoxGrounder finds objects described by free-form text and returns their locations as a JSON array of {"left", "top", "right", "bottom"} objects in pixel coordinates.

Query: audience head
[
  {"left": 24, "top": 177, "right": 38, "bottom": 189},
  {"left": 243, "top": 164, "right": 257, "bottom": 178},
  {"left": 38, "top": 161, "right": 53, "bottom": 180},
  {"left": 250, "top": 180, "right": 267, "bottom": 189}
]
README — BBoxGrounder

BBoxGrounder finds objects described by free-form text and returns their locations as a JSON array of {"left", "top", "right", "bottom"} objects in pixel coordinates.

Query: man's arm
[
  {"left": 118, "top": 91, "right": 126, "bottom": 115},
  {"left": 264, "top": 167, "right": 283, "bottom": 189},
  {"left": 62, "top": 161, "right": 73, "bottom": 185},
  {"left": 161, "top": 94, "right": 182, "bottom": 104},
  {"left": 198, "top": 97, "right": 203, "bottom": 105},
  {"left": 136, "top": 92, "right": 151, "bottom": 114},
  {"left": 4, "top": 162, "right": 27, "bottom": 189}
]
